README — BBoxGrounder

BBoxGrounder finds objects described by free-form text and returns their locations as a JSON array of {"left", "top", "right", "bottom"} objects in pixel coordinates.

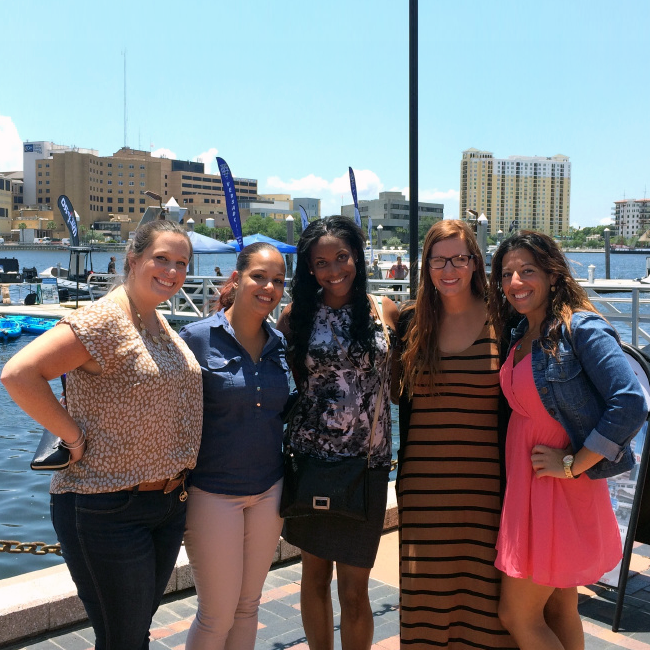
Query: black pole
[{"left": 409, "top": 0, "right": 418, "bottom": 299}]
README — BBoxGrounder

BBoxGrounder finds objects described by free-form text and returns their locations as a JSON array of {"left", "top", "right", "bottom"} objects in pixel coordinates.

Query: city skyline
[{"left": 0, "top": 0, "right": 648, "bottom": 228}]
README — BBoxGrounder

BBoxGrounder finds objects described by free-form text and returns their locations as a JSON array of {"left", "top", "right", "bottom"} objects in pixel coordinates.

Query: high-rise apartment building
[
  {"left": 460, "top": 149, "right": 571, "bottom": 236},
  {"left": 613, "top": 199, "right": 650, "bottom": 238}
]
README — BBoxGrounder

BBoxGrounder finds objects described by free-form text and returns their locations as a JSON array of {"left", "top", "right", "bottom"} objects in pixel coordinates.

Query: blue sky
[{"left": 1, "top": 0, "right": 648, "bottom": 227}]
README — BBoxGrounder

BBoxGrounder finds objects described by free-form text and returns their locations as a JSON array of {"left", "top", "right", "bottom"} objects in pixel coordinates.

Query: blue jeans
[{"left": 51, "top": 487, "right": 187, "bottom": 650}]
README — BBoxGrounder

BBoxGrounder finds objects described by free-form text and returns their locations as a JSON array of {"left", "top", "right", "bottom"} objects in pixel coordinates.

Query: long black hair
[{"left": 288, "top": 216, "right": 375, "bottom": 387}]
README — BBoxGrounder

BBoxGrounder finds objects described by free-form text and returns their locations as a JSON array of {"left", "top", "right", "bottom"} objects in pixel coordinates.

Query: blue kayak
[
  {"left": 18, "top": 317, "right": 58, "bottom": 335},
  {"left": 0, "top": 318, "right": 22, "bottom": 341}
]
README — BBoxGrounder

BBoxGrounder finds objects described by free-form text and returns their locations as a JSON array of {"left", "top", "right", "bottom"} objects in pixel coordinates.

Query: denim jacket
[{"left": 509, "top": 311, "right": 648, "bottom": 479}]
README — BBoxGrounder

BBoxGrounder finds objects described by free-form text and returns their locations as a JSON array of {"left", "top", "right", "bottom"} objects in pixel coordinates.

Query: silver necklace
[{"left": 124, "top": 290, "right": 173, "bottom": 350}]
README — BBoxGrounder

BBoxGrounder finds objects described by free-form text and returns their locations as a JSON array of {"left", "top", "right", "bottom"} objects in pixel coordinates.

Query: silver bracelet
[{"left": 61, "top": 430, "right": 86, "bottom": 450}]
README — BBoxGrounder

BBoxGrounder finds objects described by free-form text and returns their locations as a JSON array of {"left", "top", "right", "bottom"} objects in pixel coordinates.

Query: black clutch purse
[
  {"left": 31, "top": 429, "right": 71, "bottom": 471},
  {"left": 31, "top": 374, "right": 70, "bottom": 471}
]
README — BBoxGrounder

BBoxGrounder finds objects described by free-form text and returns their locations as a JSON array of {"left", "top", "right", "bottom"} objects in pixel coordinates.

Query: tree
[
  {"left": 46, "top": 220, "right": 57, "bottom": 231},
  {"left": 418, "top": 216, "right": 442, "bottom": 244},
  {"left": 241, "top": 214, "right": 289, "bottom": 243}
]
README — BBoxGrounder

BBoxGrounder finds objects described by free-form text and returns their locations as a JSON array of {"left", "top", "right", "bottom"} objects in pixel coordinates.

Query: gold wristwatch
[{"left": 562, "top": 454, "right": 576, "bottom": 479}]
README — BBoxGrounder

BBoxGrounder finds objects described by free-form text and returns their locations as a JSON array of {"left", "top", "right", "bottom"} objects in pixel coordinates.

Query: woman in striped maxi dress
[{"left": 393, "top": 220, "right": 516, "bottom": 650}]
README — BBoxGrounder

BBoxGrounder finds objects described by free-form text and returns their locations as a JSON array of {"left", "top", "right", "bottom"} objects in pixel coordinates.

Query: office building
[
  {"left": 0, "top": 174, "right": 12, "bottom": 219},
  {"left": 22, "top": 143, "right": 258, "bottom": 230},
  {"left": 23, "top": 141, "right": 97, "bottom": 206},
  {"left": 613, "top": 199, "right": 650, "bottom": 238},
  {"left": 292, "top": 197, "right": 321, "bottom": 219},
  {"left": 341, "top": 191, "right": 443, "bottom": 241},
  {"left": 460, "top": 149, "right": 571, "bottom": 236}
]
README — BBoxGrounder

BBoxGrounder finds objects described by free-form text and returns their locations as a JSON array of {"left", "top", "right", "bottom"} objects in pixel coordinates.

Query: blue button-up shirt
[{"left": 180, "top": 310, "right": 291, "bottom": 495}]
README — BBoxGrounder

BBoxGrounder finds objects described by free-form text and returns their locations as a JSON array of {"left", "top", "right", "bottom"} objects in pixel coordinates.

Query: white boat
[
  {"left": 39, "top": 247, "right": 112, "bottom": 300},
  {"left": 366, "top": 246, "right": 411, "bottom": 276}
]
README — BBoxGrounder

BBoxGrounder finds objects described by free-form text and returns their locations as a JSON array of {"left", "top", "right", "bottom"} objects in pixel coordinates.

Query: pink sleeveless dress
[{"left": 495, "top": 347, "right": 622, "bottom": 587}]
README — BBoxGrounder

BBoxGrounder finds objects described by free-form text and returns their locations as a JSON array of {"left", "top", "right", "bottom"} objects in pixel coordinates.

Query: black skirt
[{"left": 283, "top": 467, "right": 390, "bottom": 569}]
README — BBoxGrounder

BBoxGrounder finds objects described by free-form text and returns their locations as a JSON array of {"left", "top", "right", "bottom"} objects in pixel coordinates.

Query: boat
[
  {"left": 611, "top": 247, "right": 650, "bottom": 254},
  {"left": 366, "top": 247, "right": 411, "bottom": 275},
  {"left": 39, "top": 246, "right": 110, "bottom": 299},
  {"left": 0, "top": 318, "right": 21, "bottom": 341},
  {"left": 13, "top": 316, "right": 58, "bottom": 335},
  {"left": 0, "top": 258, "right": 23, "bottom": 283}
]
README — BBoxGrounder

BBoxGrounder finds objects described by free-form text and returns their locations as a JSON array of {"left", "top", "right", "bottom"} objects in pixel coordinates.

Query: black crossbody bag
[{"left": 279, "top": 295, "right": 390, "bottom": 520}]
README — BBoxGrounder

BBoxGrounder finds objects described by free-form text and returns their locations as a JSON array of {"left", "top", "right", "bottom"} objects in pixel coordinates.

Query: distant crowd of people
[{"left": 2, "top": 216, "right": 647, "bottom": 650}]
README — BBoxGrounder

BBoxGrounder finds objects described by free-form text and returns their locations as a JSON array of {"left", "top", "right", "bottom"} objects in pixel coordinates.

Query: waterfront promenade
[{"left": 5, "top": 529, "right": 650, "bottom": 649}]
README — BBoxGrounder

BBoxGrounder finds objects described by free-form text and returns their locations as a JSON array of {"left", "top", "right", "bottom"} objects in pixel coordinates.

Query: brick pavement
[
  {"left": 4, "top": 565, "right": 399, "bottom": 650},
  {"left": 7, "top": 534, "right": 650, "bottom": 649}
]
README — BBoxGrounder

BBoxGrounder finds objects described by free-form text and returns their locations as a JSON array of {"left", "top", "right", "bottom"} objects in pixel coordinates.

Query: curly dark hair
[
  {"left": 287, "top": 215, "right": 375, "bottom": 387},
  {"left": 487, "top": 230, "right": 598, "bottom": 356}
]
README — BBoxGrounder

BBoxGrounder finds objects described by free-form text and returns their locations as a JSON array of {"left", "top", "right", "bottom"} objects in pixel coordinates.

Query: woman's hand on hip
[{"left": 531, "top": 444, "right": 566, "bottom": 479}]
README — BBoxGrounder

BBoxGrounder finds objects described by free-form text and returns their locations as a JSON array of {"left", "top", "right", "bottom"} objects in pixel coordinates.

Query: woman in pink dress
[{"left": 488, "top": 231, "right": 647, "bottom": 650}]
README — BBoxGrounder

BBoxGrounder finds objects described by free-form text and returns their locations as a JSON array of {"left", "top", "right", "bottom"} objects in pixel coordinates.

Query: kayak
[
  {"left": 0, "top": 318, "right": 22, "bottom": 341},
  {"left": 18, "top": 317, "right": 58, "bottom": 335}
]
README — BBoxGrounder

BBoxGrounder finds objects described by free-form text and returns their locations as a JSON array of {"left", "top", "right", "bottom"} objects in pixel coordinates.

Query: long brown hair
[
  {"left": 487, "top": 230, "right": 598, "bottom": 356},
  {"left": 400, "top": 219, "right": 487, "bottom": 398}
]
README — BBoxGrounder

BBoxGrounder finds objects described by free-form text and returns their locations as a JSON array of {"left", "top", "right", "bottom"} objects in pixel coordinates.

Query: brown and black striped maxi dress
[{"left": 398, "top": 323, "right": 516, "bottom": 649}]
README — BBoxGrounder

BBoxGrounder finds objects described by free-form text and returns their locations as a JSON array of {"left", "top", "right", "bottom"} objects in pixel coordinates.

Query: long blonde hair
[{"left": 400, "top": 220, "right": 487, "bottom": 399}]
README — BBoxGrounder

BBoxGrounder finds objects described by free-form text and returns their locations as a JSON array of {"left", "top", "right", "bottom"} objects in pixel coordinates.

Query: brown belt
[{"left": 127, "top": 469, "right": 189, "bottom": 495}]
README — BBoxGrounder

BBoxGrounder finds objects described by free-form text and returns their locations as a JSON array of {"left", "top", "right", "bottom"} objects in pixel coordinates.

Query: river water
[{"left": 0, "top": 250, "right": 649, "bottom": 579}]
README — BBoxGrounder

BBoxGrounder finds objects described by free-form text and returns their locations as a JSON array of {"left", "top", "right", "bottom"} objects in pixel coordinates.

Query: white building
[{"left": 612, "top": 199, "right": 650, "bottom": 238}]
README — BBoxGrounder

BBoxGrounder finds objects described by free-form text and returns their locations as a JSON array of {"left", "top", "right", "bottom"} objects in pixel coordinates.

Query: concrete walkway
[{"left": 6, "top": 531, "right": 650, "bottom": 650}]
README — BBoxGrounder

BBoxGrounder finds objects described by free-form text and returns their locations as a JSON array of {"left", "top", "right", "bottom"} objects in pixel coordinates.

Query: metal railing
[{"left": 580, "top": 282, "right": 650, "bottom": 347}]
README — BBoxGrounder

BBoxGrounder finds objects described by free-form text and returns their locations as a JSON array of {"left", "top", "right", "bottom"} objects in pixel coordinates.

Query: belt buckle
[
  {"left": 164, "top": 469, "right": 189, "bottom": 501},
  {"left": 162, "top": 477, "right": 177, "bottom": 494}
]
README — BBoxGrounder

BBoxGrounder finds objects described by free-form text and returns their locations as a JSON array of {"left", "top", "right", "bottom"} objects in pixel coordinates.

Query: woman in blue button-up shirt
[
  {"left": 488, "top": 231, "right": 647, "bottom": 650},
  {"left": 179, "top": 243, "right": 291, "bottom": 650}
]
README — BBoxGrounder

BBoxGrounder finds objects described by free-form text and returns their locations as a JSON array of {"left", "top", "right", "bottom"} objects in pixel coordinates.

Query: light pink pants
[{"left": 184, "top": 479, "right": 284, "bottom": 650}]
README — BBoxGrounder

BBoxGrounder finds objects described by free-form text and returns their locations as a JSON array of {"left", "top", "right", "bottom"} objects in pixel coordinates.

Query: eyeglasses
[{"left": 427, "top": 254, "right": 475, "bottom": 270}]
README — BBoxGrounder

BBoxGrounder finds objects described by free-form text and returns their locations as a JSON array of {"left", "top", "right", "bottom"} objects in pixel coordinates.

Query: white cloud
[
  {"left": 151, "top": 148, "right": 177, "bottom": 160},
  {"left": 265, "top": 169, "right": 384, "bottom": 216},
  {"left": 195, "top": 147, "right": 219, "bottom": 174},
  {"left": 0, "top": 116, "right": 23, "bottom": 171},
  {"left": 264, "top": 171, "right": 463, "bottom": 219},
  {"left": 599, "top": 217, "right": 614, "bottom": 226}
]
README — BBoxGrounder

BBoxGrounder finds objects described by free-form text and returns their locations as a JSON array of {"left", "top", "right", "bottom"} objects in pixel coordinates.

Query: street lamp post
[
  {"left": 187, "top": 219, "right": 195, "bottom": 275},
  {"left": 286, "top": 215, "right": 295, "bottom": 278},
  {"left": 376, "top": 223, "right": 383, "bottom": 250},
  {"left": 477, "top": 214, "right": 488, "bottom": 261}
]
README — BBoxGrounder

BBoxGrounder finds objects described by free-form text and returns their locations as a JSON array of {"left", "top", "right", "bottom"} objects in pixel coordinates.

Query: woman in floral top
[{"left": 277, "top": 216, "right": 397, "bottom": 650}]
